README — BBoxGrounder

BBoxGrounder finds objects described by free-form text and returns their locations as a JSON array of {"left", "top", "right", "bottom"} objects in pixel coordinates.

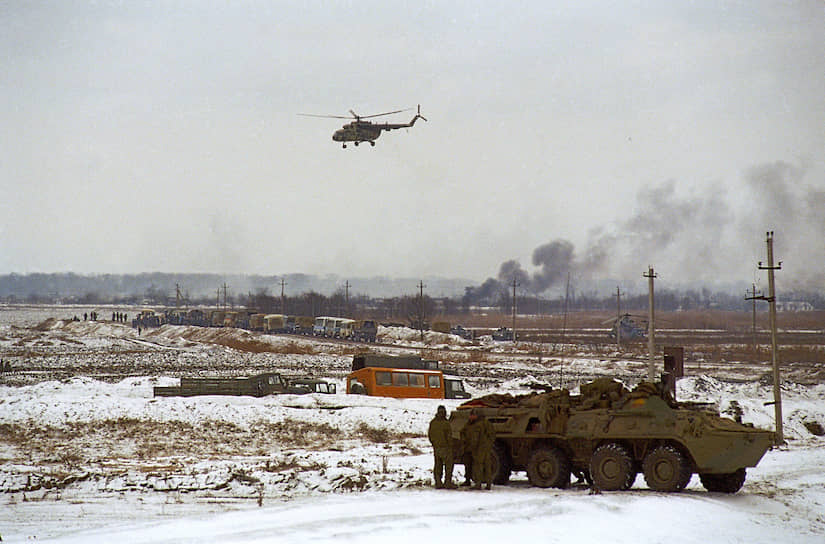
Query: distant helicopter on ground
[{"left": 299, "top": 105, "right": 427, "bottom": 148}]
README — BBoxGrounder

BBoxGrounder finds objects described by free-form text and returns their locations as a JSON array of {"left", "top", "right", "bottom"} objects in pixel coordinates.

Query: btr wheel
[
  {"left": 491, "top": 442, "right": 511, "bottom": 485},
  {"left": 527, "top": 446, "right": 570, "bottom": 488},
  {"left": 589, "top": 443, "right": 634, "bottom": 491},
  {"left": 642, "top": 445, "right": 691, "bottom": 492},
  {"left": 699, "top": 468, "right": 747, "bottom": 493}
]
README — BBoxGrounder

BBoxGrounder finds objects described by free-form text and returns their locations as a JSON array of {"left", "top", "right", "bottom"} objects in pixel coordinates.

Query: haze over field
[{"left": 2, "top": 2, "right": 823, "bottom": 292}]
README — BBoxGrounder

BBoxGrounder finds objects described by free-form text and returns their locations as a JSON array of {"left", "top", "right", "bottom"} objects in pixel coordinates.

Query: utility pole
[
  {"left": 175, "top": 283, "right": 183, "bottom": 308},
  {"left": 344, "top": 280, "right": 351, "bottom": 316},
  {"left": 613, "top": 285, "right": 624, "bottom": 349},
  {"left": 511, "top": 278, "right": 519, "bottom": 344},
  {"left": 417, "top": 281, "right": 426, "bottom": 341},
  {"left": 559, "top": 272, "right": 571, "bottom": 387},
  {"left": 216, "top": 288, "right": 220, "bottom": 310},
  {"left": 745, "top": 283, "right": 762, "bottom": 356},
  {"left": 222, "top": 283, "right": 228, "bottom": 310},
  {"left": 280, "top": 278, "right": 287, "bottom": 315},
  {"left": 758, "top": 231, "right": 784, "bottom": 445},
  {"left": 643, "top": 266, "right": 657, "bottom": 381}
]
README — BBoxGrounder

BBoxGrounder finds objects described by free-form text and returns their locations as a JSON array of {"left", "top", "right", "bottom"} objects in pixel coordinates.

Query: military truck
[
  {"left": 154, "top": 372, "right": 289, "bottom": 397},
  {"left": 449, "top": 378, "right": 774, "bottom": 493},
  {"left": 287, "top": 378, "right": 337, "bottom": 395},
  {"left": 153, "top": 373, "right": 336, "bottom": 398},
  {"left": 491, "top": 327, "right": 514, "bottom": 341},
  {"left": 353, "top": 320, "right": 378, "bottom": 342}
]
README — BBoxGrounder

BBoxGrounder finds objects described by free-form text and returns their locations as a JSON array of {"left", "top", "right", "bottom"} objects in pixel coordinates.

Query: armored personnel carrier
[{"left": 449, "top": 378, "right": 774, "bottom": 493}]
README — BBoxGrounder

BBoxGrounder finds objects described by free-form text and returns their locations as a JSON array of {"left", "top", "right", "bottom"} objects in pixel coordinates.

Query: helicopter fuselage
[{"left": 332, "top": 121, "right": 385, "bottom": 144}]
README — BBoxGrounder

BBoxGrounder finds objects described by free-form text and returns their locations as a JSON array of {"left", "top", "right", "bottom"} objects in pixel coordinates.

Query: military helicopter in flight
[{"left": 299, "top": 105, "right": 426, "bottom": 148}]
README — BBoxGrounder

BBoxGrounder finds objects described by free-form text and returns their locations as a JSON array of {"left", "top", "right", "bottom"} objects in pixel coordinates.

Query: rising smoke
[
  {"left": 467, "top": 160, "right": 822, "bottom": 304},
  {"left": 497, "top": 240, "right": 575, "bottom": 294}
]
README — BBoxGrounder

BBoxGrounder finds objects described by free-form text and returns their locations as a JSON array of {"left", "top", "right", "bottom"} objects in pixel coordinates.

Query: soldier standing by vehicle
[
  {"left": 463, "top": 408, "right": 495, "bottom": 490},
  {"left": 428, "top": 405, "right": 455, "bottom": 489},
  {"left": 459, "top": 424, "right": 474, "bottom": 486}
]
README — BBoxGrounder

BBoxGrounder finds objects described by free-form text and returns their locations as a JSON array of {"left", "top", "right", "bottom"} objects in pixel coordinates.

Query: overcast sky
[{"left": 1, "top": 1, "right": 823, "bottom": 292}]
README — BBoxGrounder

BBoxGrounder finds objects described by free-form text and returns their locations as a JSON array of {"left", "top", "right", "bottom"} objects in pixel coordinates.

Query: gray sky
[{"left": 2, "top": 1, "right": 823, "bottom": 291}]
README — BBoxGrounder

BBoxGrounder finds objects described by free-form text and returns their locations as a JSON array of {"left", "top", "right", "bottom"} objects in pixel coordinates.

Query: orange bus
[{"left": 347, "top": 367, "right": 446, "bottom": 399}]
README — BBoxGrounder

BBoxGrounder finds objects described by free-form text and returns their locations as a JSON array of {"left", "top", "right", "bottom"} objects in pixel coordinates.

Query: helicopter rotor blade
[
  {"left": 359, "top": 107, "right": 413, "bottom": 119},
  {"left": 297, "top": 113, "right": 353, "bottom": 120}
]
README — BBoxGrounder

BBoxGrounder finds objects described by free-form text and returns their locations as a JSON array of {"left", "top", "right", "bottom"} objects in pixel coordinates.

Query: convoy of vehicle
[{"left": 133, "top": 309, "right": 378, "bottom": 342}]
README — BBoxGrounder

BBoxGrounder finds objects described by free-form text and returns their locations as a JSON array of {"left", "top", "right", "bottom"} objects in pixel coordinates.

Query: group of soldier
[{"left": 428, "top": 405, "right": 495, "bottom": 490}]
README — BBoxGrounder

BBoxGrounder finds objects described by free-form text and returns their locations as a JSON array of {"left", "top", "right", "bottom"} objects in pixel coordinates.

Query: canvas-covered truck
[
  {"left": 449, "top": 378, "right": 774, "bottom": 493},
  {"left": 153, "top": 373, "right": 337, "bottom": 398},
  {"left": 153, "top": 373, "right": 289, "bottom": 397}
]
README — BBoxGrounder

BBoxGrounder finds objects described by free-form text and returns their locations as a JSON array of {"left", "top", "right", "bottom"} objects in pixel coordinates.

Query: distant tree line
[{"left": 1, "top": 273, "right": 823, "bottom": 315}]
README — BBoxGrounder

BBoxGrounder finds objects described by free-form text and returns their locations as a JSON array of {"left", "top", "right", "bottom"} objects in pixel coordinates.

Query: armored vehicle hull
[{"left": 449, "top": 379, "right": 774, "bottom": 493}]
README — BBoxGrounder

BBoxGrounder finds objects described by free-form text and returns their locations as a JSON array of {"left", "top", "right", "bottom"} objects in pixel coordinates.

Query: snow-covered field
[{"left": 1, "top": 305, "right": 823, "bottom": 543}]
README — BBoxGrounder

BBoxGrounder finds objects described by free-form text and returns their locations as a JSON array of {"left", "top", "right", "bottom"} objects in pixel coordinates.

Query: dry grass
[
  {"left": 355, "top": 422, "right": 419, "bottom": 444},
  {"left": 203, "top": 336, "right": 362, "bottom": 356},
  {"left": 0, "top": 418, "right": 420, "bottom": 465},
  {"left": 212, "top": 337, "right": 315, "bottom": 354}
]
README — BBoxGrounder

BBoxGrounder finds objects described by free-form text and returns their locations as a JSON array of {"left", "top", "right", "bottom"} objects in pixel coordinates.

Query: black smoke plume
[{"left": 465, "top": 159, "right": 822, "bottom": 304}]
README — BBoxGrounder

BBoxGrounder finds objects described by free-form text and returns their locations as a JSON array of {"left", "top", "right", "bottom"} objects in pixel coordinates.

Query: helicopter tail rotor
[{"left": 410, "top": 104, "right": 427, "bottom": 125}]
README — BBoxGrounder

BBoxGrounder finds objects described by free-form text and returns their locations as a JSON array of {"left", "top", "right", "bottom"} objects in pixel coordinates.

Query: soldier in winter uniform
[
  {"left": 428, "top": 405, "right": 456, "bottom": 489},
  {"left": 463, "top": 408, "right": 495, "bottom": 490}
]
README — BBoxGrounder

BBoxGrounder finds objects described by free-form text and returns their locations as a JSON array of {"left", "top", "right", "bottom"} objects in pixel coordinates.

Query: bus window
[
  {"left": 392, "top": 373, "right": 409, "bottom": 386},
  {"left": 376, "top": 371, "right": 392, "bottom": 386},
  {"left": 428, "top": 375, "right": 441, "bottom": 388},
  {"left": 409, "top": 373, "right": 425, "bottom": 387}
]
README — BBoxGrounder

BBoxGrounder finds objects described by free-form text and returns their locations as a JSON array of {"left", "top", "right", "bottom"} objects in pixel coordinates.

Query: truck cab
[{"left": 445, "top": 378, "right": 470, "bottom": 399}]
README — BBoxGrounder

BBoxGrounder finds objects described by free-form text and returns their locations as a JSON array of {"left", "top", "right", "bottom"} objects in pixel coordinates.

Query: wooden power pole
[
  {"left": 758, "top": 231, "right": 784, "bottom": 445},
  {"left": 418, "top": 280, "right": 426, "bottom": 341},
  {"left": 280, "top": 278, "right": 287, "bottom": 315},
  {"left": 511, "top": 278, "right": 518, "bottom": 344},
  {"left": 613, "top": 285, "right": 624, "bottom": 349},
  {"left": 643, "top": 266, "right": 657, "bottom": 381}
]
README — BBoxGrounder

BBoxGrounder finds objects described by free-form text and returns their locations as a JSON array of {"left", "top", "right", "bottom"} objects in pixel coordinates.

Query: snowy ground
[{"left": 1, "top": 305, "right": 823, "bottom": 543}]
